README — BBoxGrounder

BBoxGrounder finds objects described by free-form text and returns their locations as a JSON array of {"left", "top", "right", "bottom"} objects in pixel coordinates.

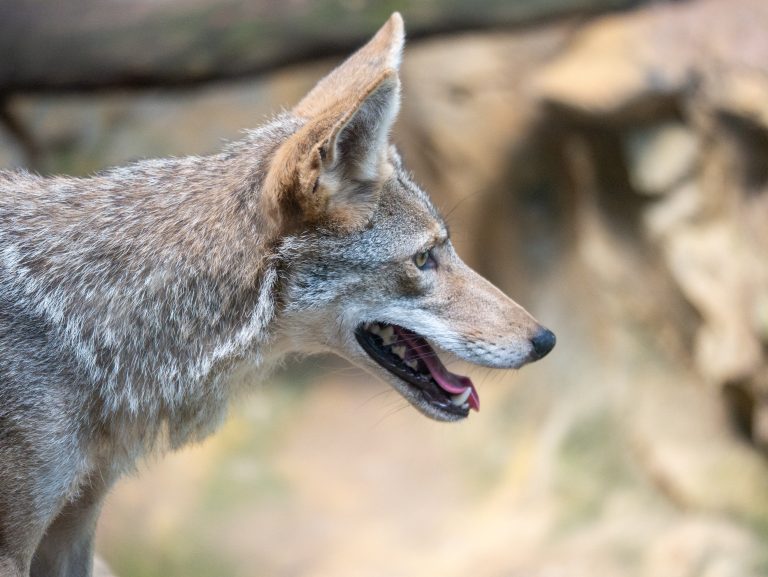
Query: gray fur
[{"left": 0, "top": 119, "right": 297, "bottom": 576}]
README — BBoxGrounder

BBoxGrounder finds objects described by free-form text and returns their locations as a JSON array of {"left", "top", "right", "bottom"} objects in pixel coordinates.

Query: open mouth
[{"left": 354, "top": 322, "right": 479, "bottom": 417}]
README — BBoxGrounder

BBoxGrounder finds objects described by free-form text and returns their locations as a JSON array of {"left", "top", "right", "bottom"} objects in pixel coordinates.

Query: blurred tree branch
[{"left": 0, "top": 0, "right": 640, "bottom": 93}]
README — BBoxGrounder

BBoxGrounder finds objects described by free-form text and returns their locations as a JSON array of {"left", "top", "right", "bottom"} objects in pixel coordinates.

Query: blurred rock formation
[{"left": 532, "top": 0, "right": 768, "bottom": 453}]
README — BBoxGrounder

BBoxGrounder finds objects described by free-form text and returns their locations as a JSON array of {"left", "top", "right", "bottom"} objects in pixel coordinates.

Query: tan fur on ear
[
  {"left": 294, "top": 12, "right": 404, "bottom": 120},
  {"left": 264, "top": 71, "right": 398, "bottom": 233}
]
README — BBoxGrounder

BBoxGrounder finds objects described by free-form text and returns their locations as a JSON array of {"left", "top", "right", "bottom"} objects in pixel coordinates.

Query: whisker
[
  {"left": 371, "top": 402, "right": 412, "bottom": 430},
  {"left": 442, "top": 189, "right": 492, "bottom": 222},
  {"left": 357, "top": 387, "right": 397, "bottom": 409}
]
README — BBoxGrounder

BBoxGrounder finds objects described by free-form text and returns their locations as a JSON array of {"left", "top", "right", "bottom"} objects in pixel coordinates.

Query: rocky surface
[
  {"left": 623, "top": 122, "right": 699, "bottom": 196},
  {"left": 2, "top": 0, "right": 768, "bottom": 575},
  {"left": 533, "top": 0, "right": 768, "bottom": 121},
  {"left": 532, "top": 0, "right": 768, "bottom": 452}
]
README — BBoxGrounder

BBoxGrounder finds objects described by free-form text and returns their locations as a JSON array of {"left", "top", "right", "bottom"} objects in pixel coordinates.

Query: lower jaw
[
  {"left": 385, "top": 379, "right": 470, "bottom": 421},
  {"left": 418, "top": 402, "right": 469, "bottom": 421}
]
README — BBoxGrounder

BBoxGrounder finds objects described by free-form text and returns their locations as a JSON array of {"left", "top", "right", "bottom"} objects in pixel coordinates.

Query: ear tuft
[{"left": 375, "top": 12, "right": 405, "bottom": 70}]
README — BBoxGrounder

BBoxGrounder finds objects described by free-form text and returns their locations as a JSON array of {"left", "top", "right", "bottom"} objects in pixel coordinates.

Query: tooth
[
  {"left": 451, "top": 388, "right": 472, "bottom": 406},
  {"left": 369, "top": 324, "right": 382, "bottom": 335},
  {"left": 392, "top": 345, "right": 406, "bottom": 359},
  {"left": 380, "top": 326, "right": 395, "bottom": 345},
  {"left": 406, "top": 359, "right": 418, "bottom": 370},
  {"left": 462, "top": 402, "right": 469, "bottom": 409}
]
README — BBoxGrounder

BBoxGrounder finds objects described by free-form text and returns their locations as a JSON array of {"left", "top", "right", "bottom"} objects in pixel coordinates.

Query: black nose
[{"left": 530, "top": 327, "right": 556, "bottom": 360}]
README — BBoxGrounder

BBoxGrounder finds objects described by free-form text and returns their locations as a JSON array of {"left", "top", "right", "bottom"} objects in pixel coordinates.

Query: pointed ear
[
  {"left": 294, "top": 12, "right": 404, "bottom": 119},
  {"left": 264, "top": 13, "right": 404, "bottom": 232}
]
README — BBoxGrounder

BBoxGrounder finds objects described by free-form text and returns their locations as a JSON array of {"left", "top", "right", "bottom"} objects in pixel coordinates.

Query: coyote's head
[{"left": 268, "top": 13, "right": 555, "bottom": 421}]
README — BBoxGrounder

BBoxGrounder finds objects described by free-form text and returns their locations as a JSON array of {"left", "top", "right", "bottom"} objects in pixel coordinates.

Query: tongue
[
  {"left": 394, "top": 326, "right": 480, "bottom": 411},
  {"left": 421, "top": 355, "right": 480, "bottom": 411}
]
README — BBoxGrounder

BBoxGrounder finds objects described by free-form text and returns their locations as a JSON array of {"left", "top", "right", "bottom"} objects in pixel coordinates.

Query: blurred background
[{"left": 2, "top": 0, "right": 768, "bottom": 575}]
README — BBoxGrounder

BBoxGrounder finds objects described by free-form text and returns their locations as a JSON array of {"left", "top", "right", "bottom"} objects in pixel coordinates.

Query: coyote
[{"left": 0, "top": 13, "right": 554, "bottom": 577}]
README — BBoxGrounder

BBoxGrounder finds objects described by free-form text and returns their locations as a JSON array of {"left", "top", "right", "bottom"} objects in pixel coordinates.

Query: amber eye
[{"left": 413, "top": 249, "right": 436, "bottom": 270}]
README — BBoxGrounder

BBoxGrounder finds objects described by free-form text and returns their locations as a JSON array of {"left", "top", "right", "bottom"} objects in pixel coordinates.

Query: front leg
[{"left": 31, "top": 474, "right": 111, "bottom": 577}]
